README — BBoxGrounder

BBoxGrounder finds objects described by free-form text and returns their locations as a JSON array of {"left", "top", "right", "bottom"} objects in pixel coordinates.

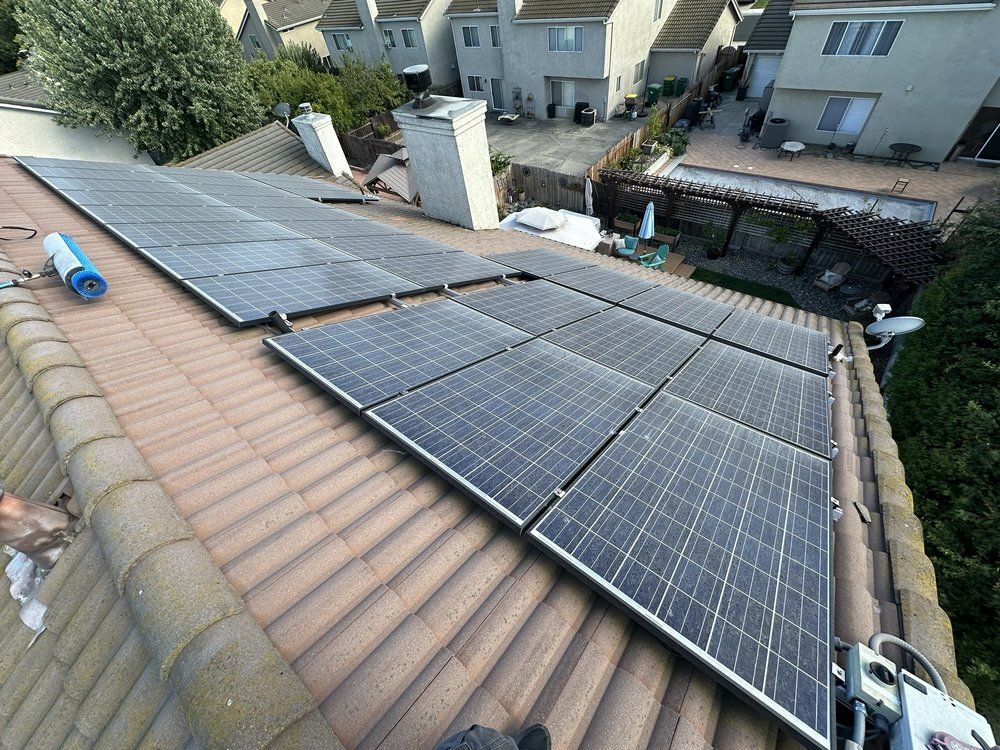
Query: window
[
  {"left": 331, "top": 33, "right": 353, "bottom": 51},
  {"left": 548, "top": 26, "right": 583, "bottom": 52},
  {"left": 550, "top": 79, "right": 575, "bottom": 107},
  {"left": 633, "top": 59, "right": 645, "bottom": 84},
  {"left": 817, "top": 96, "right": 876, "bottom": 134},
  {"left": 382, "top": 29, "right": 396, "bottom": 48},
  {"left": 402, "top": 28, "right": 417, "bottom": 47},
  {"left": 249, "top": 34, "right": 262, "bottom": 50},
  {"left": 822, "top": 20, "right": 902, "bottom": 56},
  {"left": 462, "top": 25, "right": 480, "bottom": 47},
  {"left": 653, "top": 0, "right": 664, "bottom": 20},
  {"left": 467, "top": 75, "right": 485, "bottom": 92},
  {"left": 490, "top": 24, "right": 501, "bottom": 47},
  {"left": 616, "top": 75, "right": 621, "bottom": 92}
]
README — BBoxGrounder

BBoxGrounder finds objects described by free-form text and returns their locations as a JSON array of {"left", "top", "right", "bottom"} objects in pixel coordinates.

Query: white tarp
[{"left": 500, "top": 208, "right": 602, "bottom": 251}]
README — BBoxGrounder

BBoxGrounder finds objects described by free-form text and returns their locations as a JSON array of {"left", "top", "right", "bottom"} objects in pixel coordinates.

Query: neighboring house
[
  {"left": 648, "top": 0, "right": 742, "bottom": 89},
  {"left": 447, "top": 0, "right": 668, "bottom": 121},
  {"left": 318, "top": 0, "right": 459, "bottom": 86},
  {"left": 0, "top": 69, "right": 152, "bottom": 164},
  {"left": 219, "top": 0, "right": 331, "bottom": 60},
  {"left": 743, "top": 0, "right": 1000, "bottom": 163},
  {"left": 740, "top": 0, "right": 794, "bottom": 98}
]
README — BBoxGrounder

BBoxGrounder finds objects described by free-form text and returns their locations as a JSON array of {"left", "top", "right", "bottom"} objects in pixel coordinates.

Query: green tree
[
  {"left": 246, "top": 57, "right": 353, "bottom": 130},
  {"left": 0, "top": 0, "right": 19, "bottom": 74},
  {"left": 885, "top": 190, "right": 1000, "bottom": 726},
  {"left": 16, "top": 0, "right": 261, "bottom": 160},
  {"left": 334, "top": 54, "right": 409, "bottom": 119},
  {"left": 276, "top": 41, "right": 326, "bottom": 73}
]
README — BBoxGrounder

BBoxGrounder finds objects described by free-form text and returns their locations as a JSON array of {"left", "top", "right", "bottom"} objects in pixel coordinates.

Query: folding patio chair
[{"left": 638, "top": 244, "right": 671, "bottom": 269}]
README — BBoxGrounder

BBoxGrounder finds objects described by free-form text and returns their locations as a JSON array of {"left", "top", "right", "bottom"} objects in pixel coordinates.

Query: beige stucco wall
[
  {"left": 0, "top": 107, "right": 153, "bottom": 164},
  {"left": 219, "top": 0, "right": 247, "bottom": 36},
  {"left": 769, "top": 6, "right": 1000, "bottom": 161},
  {"left": 279, "top": 21, "right": 330, "bottom": 57},
  {"left": 648, "top": 51, "right": 698, "bottom": 87}
]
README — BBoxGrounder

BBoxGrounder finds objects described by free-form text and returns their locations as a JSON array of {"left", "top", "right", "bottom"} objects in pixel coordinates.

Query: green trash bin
[
  {"left": 645, "top": 83, "right": 662, "bottom": 106},
  {"left": 721, "top": 66, "right": 741, "bottom": 92},
  {"left": 675, "top": 77, "right": 688, "bottom": 96},
  {"left": 662, "top": 76, "right": 676, "bottom": 96}
]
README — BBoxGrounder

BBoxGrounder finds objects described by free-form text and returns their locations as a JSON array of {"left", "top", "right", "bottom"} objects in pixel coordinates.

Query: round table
[
  {"left": 889, "top": 142, "right": 921, "bottom": 163},
  {"left": 779, "top": 141, "right": 805, "bottom": 160}
]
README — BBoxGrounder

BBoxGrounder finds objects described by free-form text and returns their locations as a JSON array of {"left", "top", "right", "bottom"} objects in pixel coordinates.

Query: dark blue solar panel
[
  {"left": 485, "top": 248, "right": 598, "bottom": 278},
  {"left": 622, "top": 285, "right": 735, "bottom": 334},
  {"left": 455, "top": 279, "right": 610, "bottom": 335},
  {"left": 138, "top": 239, "right": 356, "bottom": 280},
  {"left": 369, "top": 252, "right": 511, "bottom": 291},
  {"left": 713, "top": 310, "right": 829, "bottom": 374},
  {"left": 548, "top": 265, "right": 659, "bottom": 303}
]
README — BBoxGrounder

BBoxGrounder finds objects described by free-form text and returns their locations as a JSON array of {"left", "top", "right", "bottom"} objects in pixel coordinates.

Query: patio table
[
  {"left": 779, "top": 141, "right": 805, "bottom": 160},
  {"left": 889, "top": 142, "right": 921, "bottom": 164}
]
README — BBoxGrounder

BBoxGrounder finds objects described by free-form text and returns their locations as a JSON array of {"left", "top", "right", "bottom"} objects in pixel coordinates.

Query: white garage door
[{"left": 748, "top": 55, "right": 781, "bottom": 98}]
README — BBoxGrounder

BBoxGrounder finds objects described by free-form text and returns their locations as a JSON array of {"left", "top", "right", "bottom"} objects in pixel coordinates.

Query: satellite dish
[
  {"left": 865, "top": 316, "right": 925, "bottom": 337},
  {"left": 274, "top": 102, "right": 291, "bottom": 118}
]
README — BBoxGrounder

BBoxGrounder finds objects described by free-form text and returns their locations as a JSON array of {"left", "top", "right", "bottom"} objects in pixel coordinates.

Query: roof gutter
[
  {"left": 318, "top": 22, "right": 365, "bottom": 29},
  {"left": 376, "top": 15, "right": 421, "bottom": 20},
  {"left": 0, "top": 101, "right": 59, "bottom": 115},
  {"left": 445, "top": 10, "right": 499, "bottom": 16},
  {"left": 511, "top": 16, "right": 609, "bottom": 23},
  {"left": 791, "top": 2, "right": 994, "bottom": 14},
  {"left": 651, "top": 46, "right": 700, "bottom": 52},
  {"left": 274, "top": 13, "right": 324, "bottom": 30}
]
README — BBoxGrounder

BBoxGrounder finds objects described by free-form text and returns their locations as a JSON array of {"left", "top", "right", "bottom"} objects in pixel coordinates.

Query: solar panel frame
[
  {"left": 181, "top": 262, "right": 423, "bottom": 326},
  {"left": 237, "top": 205, "right": 358, "bottom": 223},
  {"left": 137, "top": 239, "right": 357, "bottom": 280},
  {"left": 317, "top": 235, "right": 461, "bottom": 260},
  {"left": 281, "top": 219, "right": 408, "bottom": 239},
  {"left": 264, "top": 300, "right": 533, "bottom": 412},
  {"left": 106, "top": 221, "right": 305, "bottom": 248},
  {"left": 454, "top": 279, "right": 611, "bottom": 335},
  {"left": 666, "top": 341, "right": 832, "bottom": 456},
  {"left": 548, "top": 265, "right": 660, "bottom": 303},
  {"left": 622, "top": 285, "right": 736, "bottom": 335},
  {"left": 368, "top": 339, "right": 653, "bottom": 530},
  {"left": 81, "top": 204, "right": 259, "bottom": 225},
  {"left": 543, "top": 307, "right": 705, "bottom": 385},
  {"left": 58, "top": 190, "right": 230, "bottom": 208},
  {"left": 485, "top": 248, "right": 599, "bottom": 278},
  {"left": 530, "top": 392, "right": 832, "bottom": 750},
  {"left": 368, "top": 252, "right": 512, "bottom": 291},
  {"left": 713, "top": 310, "right": 830, "bottom": 374}
]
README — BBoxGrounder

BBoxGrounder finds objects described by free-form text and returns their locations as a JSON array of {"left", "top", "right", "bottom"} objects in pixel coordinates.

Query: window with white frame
[
  {"left": 653, "top": 0, "right": 664, "bottom": 20},
  {"left": 633, "top": 59, "right": 645, "bottom": 84},
  {"left": 462, "top": 25, "right": 480, "bottom": 47},
  {"left": 467, "top": 75, "right": 485, "bottom": 92},
  {"left": 548, "top": 26, "right": 583, "bottom": 52},
  {"left": 402, "top": 28, "right": 417, "bottom": 47},
  {"left": 382, "top": 29, "right": 396, "bottom": 48},
  {"left": 550, "top": 79, "right": 575, "bottom": 107},
  {"left": 490, "top": 24, "right": 501, "bottom": 47},
  {"left": 331, "top": 33, "right": 353, "bottom": 51},
  {"left": 817, "top": 96, "right": 876, "bottom": 134},
  {"left": 822, "top": 20, "right": 902, "bottom": 56}
]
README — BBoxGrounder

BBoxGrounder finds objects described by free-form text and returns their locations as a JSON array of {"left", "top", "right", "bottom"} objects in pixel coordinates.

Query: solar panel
[
  {"left": 82, "top": 205, "right": 258, "bottom": 225},
  {"left": 455, "top": 279, "right": 610, "bottom": 334},
  {"left": 666, "top": 341, "right": 831, "bottom": 456},
  {"left": 623, "top": 285, "right": 735, "bottom": 335},
  {"left": 485, "top": 248, "right": 599, "bottom": 278},
  {"left": 238, "top": 205, "right": 357, "bottom": 223},
  {"left": 369, "top": 252, "right": 511, "bottom": 291},
  {"left": 59, "top": 190, "right": 229, "bottom": 208},
  {"left": 205, "top": 194, "right": 320, "bottom": 209},
  {"left": 138, "top": 239, "right": 357, "bottom": 280},
  {"left": 281, "top": 219, "right": 407, "bottom": 239},
  {"left": 318, "top": 235, "right": 460, "bottom": 260},
  {"left": 544, "top": 307, "right": 705, "bottom": 385},
  {"left": 41, "top": 177, "right": 196, "bottom": 193},
  {"left": 548, "top": 265, "right": 659, "bottom": 303},
  {"left": 241, "top": 172, "right": 370, "bottom": 202},
  {"left": 181, "top": 262, "right": 423, "bottom": 326},
  {"left": 531, "top": 392, "right": 831, "bottom": 749},
  {"left": 713, "top": 310, "right": 829, "bottom": 374},
  {"left": 107, "top": 221, "right": 304, "bottom": 248},
  {"left": 369, "top": 339, "right": 652, "bottom": 529},
  {"left": 264, "top": 301, "right": 532, "bottom": 411}
]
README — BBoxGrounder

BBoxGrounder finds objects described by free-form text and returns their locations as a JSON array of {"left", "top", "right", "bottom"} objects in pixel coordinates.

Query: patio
[{"left": 485, "top": 111, "right": 647, "bottom": 176}]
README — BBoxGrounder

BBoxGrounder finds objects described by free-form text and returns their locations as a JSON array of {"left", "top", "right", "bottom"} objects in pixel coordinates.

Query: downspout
[{"left": 606, "top": 19, "right": 614, "bottom": 121}]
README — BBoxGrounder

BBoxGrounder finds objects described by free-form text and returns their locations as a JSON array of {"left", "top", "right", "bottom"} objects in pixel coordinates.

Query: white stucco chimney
[
  {"left": 292, "top": 104, "right": 351, "bottom": 178},
  {"left": 392, "top": 96, "right": 499, "bottom": 230}
]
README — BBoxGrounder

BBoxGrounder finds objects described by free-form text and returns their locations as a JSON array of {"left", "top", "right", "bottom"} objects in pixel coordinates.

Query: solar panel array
[
  {"left": 549, "top": 265, "right": 660, "bottom": 303},
  {"left": 455, "top": 280, "right": 611, "bottom": 335},
  {"left": 713, "top": 309, "right": 830, "bottom": 374},
  {"left": 486, "top": 248, "right": 598, "bottom": 278},
  {"left": 624, "top": 285, "right": 735, "bottom": 335}
]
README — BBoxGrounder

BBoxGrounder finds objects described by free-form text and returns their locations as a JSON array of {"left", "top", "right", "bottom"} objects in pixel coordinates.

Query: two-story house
[
  {"left": 742, "top": 0, "right": 1000, "bottom": 163},
  {"left": 318, "top": 0, "right": 459, "bottom": 84},
  {"left": 447, "top": 0, "right": 669, "bottom": 121},
  {"left": 218, "top": 0, "right": 332, "bottom": 60}
]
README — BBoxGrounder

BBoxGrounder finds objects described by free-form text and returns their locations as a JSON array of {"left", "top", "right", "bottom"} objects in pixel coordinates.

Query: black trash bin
[
  {"left": 547, "top": 102, "right": 557, "bottom": 118},
  {"left": 573, "top": 101, "right": 590, "bottom": 123}
]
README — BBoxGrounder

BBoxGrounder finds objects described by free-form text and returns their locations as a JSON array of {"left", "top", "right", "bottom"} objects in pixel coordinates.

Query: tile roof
[
  {"left": 317, "top": 0, "right": 365, "bottom": 28},
  {"left": 743, "top": 0, "right": 794, "bottom": 50},
  {"left": 513, "top": 0, "right": 621, "bottom": 20},
  {"left": 0, "top": 69, "right": 47, "bottom": 108},
  {"left": 375, "top": 0, "right": 432, "bottom": 19},
  {"left": 445, "top": 0, "right": 498, "bottom": 14},
  {"left": 653, "top": 0, "right": 739, "bottom": 49},
  {"left": 0, "top": 156, "right": 973, "bottom": 748},
  {"left": 260, "top": 0, "right": 329, "bottom": 29}
]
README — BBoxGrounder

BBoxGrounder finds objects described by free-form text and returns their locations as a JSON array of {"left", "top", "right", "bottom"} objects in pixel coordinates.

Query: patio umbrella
[
  {"left": 517, "top": 207, "right": 566, "bottom": 231},
  {"left": 584, "top": 177, "right": 594, "bottom": 216},
  {"left": 638, "top": 201, "right": 655, "bottom": 249}
]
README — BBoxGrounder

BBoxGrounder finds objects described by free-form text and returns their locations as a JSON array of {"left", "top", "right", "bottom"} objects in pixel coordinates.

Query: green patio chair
[
  {"left": 617, "top": 236, "right": 639, "bottom": 257},
  {"left": 639, "top": 244, "right": 670, "bottom": 269}
]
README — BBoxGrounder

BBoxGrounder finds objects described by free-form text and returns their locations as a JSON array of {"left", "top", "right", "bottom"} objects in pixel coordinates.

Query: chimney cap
[{"left": 298, "top": 102, "right": 313, "bottom": 115}]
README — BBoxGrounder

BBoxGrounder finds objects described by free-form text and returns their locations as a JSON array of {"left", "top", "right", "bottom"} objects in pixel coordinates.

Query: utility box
[{"left": 890, "top": 671, "right": 996, "bottom": 750}]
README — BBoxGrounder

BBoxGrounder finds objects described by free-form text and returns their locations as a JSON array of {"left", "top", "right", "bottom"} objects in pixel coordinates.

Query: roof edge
[{"left": 0, "top": 245, "right": 345, "bottom": 749}]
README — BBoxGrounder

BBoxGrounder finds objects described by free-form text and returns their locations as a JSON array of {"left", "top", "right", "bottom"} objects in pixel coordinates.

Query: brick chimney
[{"left": 292, "top": 103, "right": 351, "bottom": 178}]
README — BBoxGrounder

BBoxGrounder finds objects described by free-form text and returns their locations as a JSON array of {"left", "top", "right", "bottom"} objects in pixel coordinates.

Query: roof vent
[{"left": 403, "top": 64, "right": 434, "bottom": 110}]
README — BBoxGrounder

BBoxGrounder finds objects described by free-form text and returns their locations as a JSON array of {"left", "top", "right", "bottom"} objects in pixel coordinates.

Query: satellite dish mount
[{"left": 864, "top": 304, "right": 925, "bottom": 351}]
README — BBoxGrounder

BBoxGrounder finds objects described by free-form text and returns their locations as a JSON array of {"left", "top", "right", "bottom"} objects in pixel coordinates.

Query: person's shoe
[{"left": 515, "top": 723, "right": 551, "bottom": 750}]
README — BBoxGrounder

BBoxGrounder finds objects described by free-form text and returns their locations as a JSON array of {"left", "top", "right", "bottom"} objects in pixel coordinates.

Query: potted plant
[
  {"left": 701, "top": 225, "right": 725, "bottom": 259},
  {"left": 614, "top": 212, "right": 639, "bottom": 233},
  {"left": 641, "top": 139, "right": 657, "bottom": 156},
  {"left": 652, "top": 224, "right": 680, "bottom": 246},
  {"left": 777, "top": 252, "right": 801, "bottom": 275},
  {"left": 516, "top": 187, "right": 526, "bottom": 202}
]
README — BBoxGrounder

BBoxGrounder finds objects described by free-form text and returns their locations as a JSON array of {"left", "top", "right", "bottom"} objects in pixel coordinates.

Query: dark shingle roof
[
  {"left": 653, "top": 0, "right": 739, "bottom": 49},
  {"left": 375, "top": 0, "right": 432, "bottom": 19},
  {"left": 514, "top": 0, "right": 621, "bottom": 20},
  {"left": 317, "top": 0, "right": 364, "bottom": 28},
  {"left": 445, "top": 0, "right": 497, "bottom": 14},
  {"left": 260, "top": 0, "right": 328, "bottom": 29},
  {"left": 743, "top": 0, "right": 794, "bottom": 51},
  {"left": 0, "top": 68, "right": 47, "bottom": 108},
  {"left": 793, "top": 0, "right": 976, "bottom": 8}
]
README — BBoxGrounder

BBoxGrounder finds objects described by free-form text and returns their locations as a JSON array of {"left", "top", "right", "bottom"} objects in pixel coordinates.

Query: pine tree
[{"left": 16, "top": 0, "right": 262, "bottom": 160}]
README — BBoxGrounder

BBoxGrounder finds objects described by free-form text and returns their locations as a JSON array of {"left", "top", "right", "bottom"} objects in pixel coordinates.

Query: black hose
[{"left": 868, "top": 632, "right": 947, "bottom": 693}]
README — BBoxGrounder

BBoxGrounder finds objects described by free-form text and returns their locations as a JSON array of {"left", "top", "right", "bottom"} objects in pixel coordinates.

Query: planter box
[
  {"left": 641, "top": 140, "right": 657, "bottom": 156},
  {"left": 653, "top": 230, "right": 680, "bottom": 246},
  {"left": 614, "top": 218, "right": 638, "bottom": 233},
  {"left": 643, "top": 149, "right": 673, "bottom": 175}
]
